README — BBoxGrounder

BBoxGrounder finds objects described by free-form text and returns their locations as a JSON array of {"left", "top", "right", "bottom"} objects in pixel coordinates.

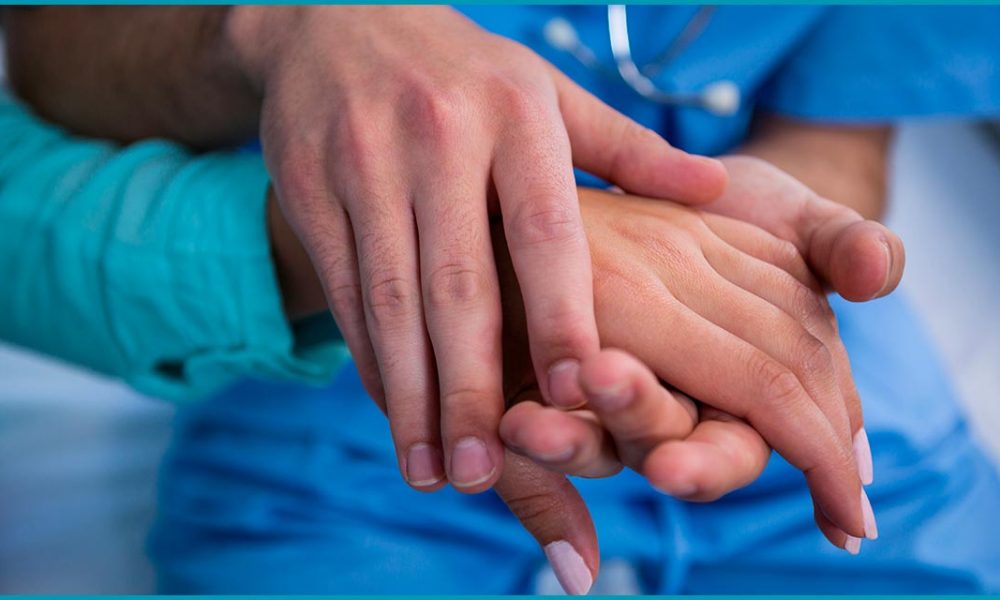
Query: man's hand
[
  {"left": 706, "top": 116, "right": 905, "bottom": 305},
  {"left": 5, "top": 5, "right": 727, "bottom": 494},
  {"left": 226, "top": 6, "right": 727, "bottom": 493}
]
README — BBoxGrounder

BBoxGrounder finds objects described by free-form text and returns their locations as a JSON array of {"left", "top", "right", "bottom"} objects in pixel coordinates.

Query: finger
[
  {"left": 674, "top": 256, "right": 866, "bottom": 535},
  {"left": 704, "top": 241, "right": 871, "bottom": 485},
  {"left": 493, "top": 106, "right": 599, "bottom": 408},
  {"left": 416, "top": 174, "right": 504, "bottom": 493},
  {"left": 500, "top": 400, "right": 623, "bottom": 478},
  {"left": 552, "top": 66, "right": 728, "bottom": 203},
  {"left": 808, "top": 214, "right": 905, "bottom": 302},
  {"left": 699, "top": 212, "right": 816, "bottom": 289},
  {"left": 495, "top": 450, "right": 597, "bottom": 595},
  {"left": 693, "top": 246, "right": 854, "bottom": 447},
  {"left": 701, "top": 162, "right": 904, "bottom": 301},
  {"left": 350, "top": 195, "right": 444, "bottom": 492},
  {"left": 597, "top": 290, "right": 867, "bottom": 539},
  {"left": 578, "top": 348, "right": 698, "bottom": 470},
  {"left": 643, "top": 407, "right": 771, "bottom": 501},
  {"left": 276, "top": 191, "right": 385, "bottom": 406}
]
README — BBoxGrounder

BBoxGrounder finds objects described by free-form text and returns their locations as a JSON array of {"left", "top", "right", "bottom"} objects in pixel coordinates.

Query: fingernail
[
  {"left": 405, "top": 443, "right": 444, "bottom": 488},
  {"left": 585, "top": 378, "right": 632, "bottom": 411},
  {"left": 861, "top": 489, "right": 879, "bottom": 540},
  {"left": 696, "top": 154, "right": 726, "bottom": 169},
  {"left": 854, "top": 428, "right": 874, "bottom": 486},
  {"left": 845, "top": 535, "right": 862, "bottom": 555},
  {"left": 548, "top": 359, "right": 584, "bottom": 408},
  {"left": 877, "top": 237, "right": 893, "bottom": 297},
  {"left": 534, "top": 444, "right": 577, "bottom": 463},
  {"left": 450, "top": 437, "right": 495, "bottom": 488},
  {"left": 654, "top": 479, "right": 698, "bottom": 499},
  {"left": 544, "top": 540, "right": 593, "bottom": 595}
]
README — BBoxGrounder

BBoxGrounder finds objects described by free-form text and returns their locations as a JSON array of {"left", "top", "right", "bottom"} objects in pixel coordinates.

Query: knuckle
[
  {"left": 426, "top": 260, "right": 492, "bottom": 309},
  {"left": 365, "top": 273, "right": 420, "bottom": 326},
  {"left": 508, "top": 201, "right": 584, "bottom": 249},
  {"left": 401, "top": 85, "right": 466, "bottom": 145},
  {"left": 328, "top": 280, "right": 364, "bottom": 321},
  {"left": 534, "top": 302, "right": 594, "bottom": 357},
  {"left": 773, "top": 239, "right": 803, "bottom": 269},
  {"left": 503, "top": 489, "right": 564, "bottom": 525},
  {"left": 272, "top": 147, "right": 325, "bottom": 204},
  {"left": 333, "top": 115, "right": 383, "bottom": 183},
  {"left": 490, "top": 75, "right": 550, "bottom": 123},
  {"left": 753, "top": 356, "right": 804, "bottom": 412},
  {"left": 793, "top": 332, "right": 834, "bottom": 381},
  {"left": 441, "top": 385, "right": 499, "bottom": 416},
  {"left": 789, "top": 282, "right": 829, "bottom": 326}
]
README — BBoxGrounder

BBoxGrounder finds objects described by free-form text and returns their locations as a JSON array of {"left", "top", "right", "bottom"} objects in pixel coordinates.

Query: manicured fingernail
[
  {"left": 450, "top": 437, "right": 495, "bottom": 488},
  {"left": 544, "top": 540, "right": 593, "bottom": 595},
  {"left": 548, "top": 359, "right": 583, "bottom": 408},
  {"left": 861, "top": 489, "right": 879, "bottom": 540},
  {"left": 405, "top": 443, "right": 444, "bottom": 488},
  {"left": 585, "top": 378, "right": 632, "bottom": 411},
  {"left": 845, "top": 535, "right": 862, "bottom": 555},
  {"left": 854, "top": 428, "right": 874, "bottom": 486}
]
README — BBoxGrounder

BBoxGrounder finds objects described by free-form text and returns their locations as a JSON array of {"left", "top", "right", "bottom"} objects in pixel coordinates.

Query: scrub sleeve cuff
[
  {"left": 116, "top": 150, "right": 351, "bottom": 401},
  {"left": 0, "top": 92, "right": 349, "bottom": 401}
]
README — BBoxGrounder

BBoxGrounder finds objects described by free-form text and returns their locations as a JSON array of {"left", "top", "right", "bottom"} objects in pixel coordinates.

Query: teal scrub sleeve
[
  {"left": 758, "top": 6, "right": 1000, "bottom": 121},
  {"left": 0, "top": 92, "right": 349, "bottom": 401}
]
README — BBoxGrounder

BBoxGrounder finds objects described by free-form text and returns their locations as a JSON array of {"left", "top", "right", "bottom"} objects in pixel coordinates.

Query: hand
[
  {"left": 701, "top": 153, "right": 905, "bottom": 495},
  {"left": 227, "top": 6, "right": 728, "bottom": 493},
  {"left": 493, "top": 188, "right": 875, "bottom": 554},
  {"left": 494, "top": 349, "right": 770, "bottom": 595},
  {"left": 705, "top": 155, "right": 905, "bottom": 303}
]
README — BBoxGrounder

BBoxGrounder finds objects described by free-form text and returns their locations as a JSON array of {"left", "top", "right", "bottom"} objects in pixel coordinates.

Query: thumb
[
  {"left": 801, "top": 203, "right": 906, "bottom": 302},
  {"left": 495, "top": 449, "right": 598, "bottom": 595},
  {"left": 551, "top": 65, "right": 728, "bottom": 204}
]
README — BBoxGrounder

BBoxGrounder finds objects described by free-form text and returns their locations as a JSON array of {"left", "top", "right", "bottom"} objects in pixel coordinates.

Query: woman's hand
[
  {"left": 495, "top": 188, "right": 877, "bottom": 552},
  {"left": 495, "top": 349, "right": 771, "bottom": 595},
  {"left": 230, "top": 6, "right": 727, "bottom": 493}
]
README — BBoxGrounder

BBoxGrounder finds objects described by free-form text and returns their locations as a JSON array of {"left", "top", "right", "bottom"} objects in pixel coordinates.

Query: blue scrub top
[
  {"left": 151, "top": 6, "right": 1000, "bottom": 594},
  {"left": 458, "top": 6, "right": 1000, "bottom": 155}
]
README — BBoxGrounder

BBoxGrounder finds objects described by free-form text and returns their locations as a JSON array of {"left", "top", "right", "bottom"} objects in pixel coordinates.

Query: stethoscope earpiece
[{"left": 543, "top": 7, "right": 741, "bottom": 117}]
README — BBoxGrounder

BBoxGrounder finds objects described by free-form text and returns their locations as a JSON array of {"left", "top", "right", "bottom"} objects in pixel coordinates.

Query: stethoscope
[{"left": 543, "top": 6, "right": 741, "bottom": 116}]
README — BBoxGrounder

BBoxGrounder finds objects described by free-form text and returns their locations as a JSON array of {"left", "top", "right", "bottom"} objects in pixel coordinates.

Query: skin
[
  {"left": 270, "top": 177, "right": 896, "bottom": 570},
  {"left": 4, "top": 6, "right": 728, "bottom": 493},
  {"left": 3, "top": 9, "right": 904, "bottom": 589}
]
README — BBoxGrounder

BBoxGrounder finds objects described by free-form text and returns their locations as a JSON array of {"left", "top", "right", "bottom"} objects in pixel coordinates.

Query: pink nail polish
[
  {"left": 845, "top": 535, "right": 862, "bottom": 555},
  {"left": 544, "top": 541, "right": 593, "bottom": 595},
  {"left": 854, "top": 428, "right": 874, "bottom": 486},
  {"left": 861, "top": 489, "right": 879, "bottom": 540}
]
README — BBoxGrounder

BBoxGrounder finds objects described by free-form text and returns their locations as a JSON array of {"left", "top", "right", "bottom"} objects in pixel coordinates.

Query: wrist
[{"left": 222, "top": 6, "right": 292, "bottom": 93}]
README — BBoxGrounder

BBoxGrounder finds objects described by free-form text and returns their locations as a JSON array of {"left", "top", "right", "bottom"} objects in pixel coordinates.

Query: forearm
[
  {"left": 736, "top": 113, "right": 892, "bottom": 220},
  {"left": 4, "top": 7, "right": 259, "bottom": 147}
]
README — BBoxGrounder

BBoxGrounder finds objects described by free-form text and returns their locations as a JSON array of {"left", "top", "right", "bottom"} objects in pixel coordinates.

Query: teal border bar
[
  {"left": 6, "top": 1, "right": 1000, "bottom": 4},
  {"left": 12, "top": 596, "right": 1000, "bottom": 599}
]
